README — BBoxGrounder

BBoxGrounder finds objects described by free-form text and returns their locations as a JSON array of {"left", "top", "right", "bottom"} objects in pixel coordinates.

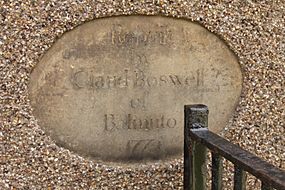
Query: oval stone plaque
[{"left": 29, "top": 16, "right": 242, "bottom": 162}]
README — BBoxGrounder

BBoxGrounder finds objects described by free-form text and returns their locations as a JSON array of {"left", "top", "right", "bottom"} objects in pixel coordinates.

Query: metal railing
[{"left": 183, "top": 104, "right": 285, "bottom": 190}]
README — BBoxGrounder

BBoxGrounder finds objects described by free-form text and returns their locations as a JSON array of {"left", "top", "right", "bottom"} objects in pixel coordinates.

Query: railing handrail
[
  {"left": 184, "top": 104, "right": 285, "bottom": 190},
  {"left": 190, "top": 129, "right": 285, "bottom": 190}
]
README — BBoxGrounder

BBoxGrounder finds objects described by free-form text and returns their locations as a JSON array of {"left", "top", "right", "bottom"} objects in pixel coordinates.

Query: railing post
[{"left": 184, "top": 104, "right": 209, "bottom": 190}]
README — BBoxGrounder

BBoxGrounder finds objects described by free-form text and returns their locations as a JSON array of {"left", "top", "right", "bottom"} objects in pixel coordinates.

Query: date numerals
[{"left": 126, "top": 139, "right": 161, "bottom": 159}]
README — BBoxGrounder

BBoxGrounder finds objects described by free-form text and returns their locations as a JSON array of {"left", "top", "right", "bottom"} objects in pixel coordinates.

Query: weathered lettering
[
  {"left": 127, "top": 139, "right": 161, "bottom": 159},
  {"left": 29, "top": 16, "right": 242, "bottom": 161},
  {"left": 110, "top": 24, "right": 173, "bottom": 46},
  {"left": 70, "top": 68, "right": 221, "bottom": 90},
  {"left": 104, "top": 114, "right": 177, "bottom": 131}
]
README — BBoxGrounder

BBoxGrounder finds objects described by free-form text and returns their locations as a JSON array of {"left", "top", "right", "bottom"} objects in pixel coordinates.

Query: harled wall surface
[{"left": 0, "top": 1, "right": 284, "bottom": 189}]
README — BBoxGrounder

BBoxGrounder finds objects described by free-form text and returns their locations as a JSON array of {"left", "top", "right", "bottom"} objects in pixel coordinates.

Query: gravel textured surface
[{"left": 0, "top": 0, "right": 284, "bottom": 189}]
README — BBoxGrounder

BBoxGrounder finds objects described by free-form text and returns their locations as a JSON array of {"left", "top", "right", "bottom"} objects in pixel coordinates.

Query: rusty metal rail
[{"left": 184, "top": 104, "right": 285, "bottom": 190}]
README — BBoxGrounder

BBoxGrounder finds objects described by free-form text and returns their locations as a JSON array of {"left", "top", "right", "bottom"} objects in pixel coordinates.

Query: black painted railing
[{"left": 184, "top": 104, "right": 285, "bottom": 190}]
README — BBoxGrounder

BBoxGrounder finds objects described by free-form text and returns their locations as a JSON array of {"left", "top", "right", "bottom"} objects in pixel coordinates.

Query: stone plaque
[{"left": 29, "top": 16, "right": 242, "bottom": 161}]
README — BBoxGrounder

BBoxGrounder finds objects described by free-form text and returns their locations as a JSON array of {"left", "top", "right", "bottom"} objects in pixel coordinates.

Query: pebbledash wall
[{"left": 0, "top": 1, "right": 284, "bottom": 189}]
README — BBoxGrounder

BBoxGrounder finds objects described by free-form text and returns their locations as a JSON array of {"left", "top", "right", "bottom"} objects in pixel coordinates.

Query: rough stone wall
[{"left": 0, "top": 0, "right": 284, "bottom": 189}]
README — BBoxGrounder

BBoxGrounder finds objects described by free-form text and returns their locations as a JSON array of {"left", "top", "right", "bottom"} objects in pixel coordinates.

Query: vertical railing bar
[
  {"left": 234, "top": 165, "right": 247, "bottom": 190},
  {"left": 184, "top": 105, "right": 192, "bottom": 190},
  {"left": 211, "top": 152, "right": 223, "bottom": 190},
  {"left": 193, "top": 141, "right": 207, "bottom": 190},
  {"left": 261, "top": 182, "right": 273, "bottom": 190},
  {"left": 184, "top": 104, "right": 209, "bottom": 190}
]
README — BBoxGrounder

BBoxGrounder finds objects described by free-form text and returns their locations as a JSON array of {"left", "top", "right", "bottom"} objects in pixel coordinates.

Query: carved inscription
[
  {"left": 71, "top": 68, "right": 203, "bottom": 89},
  {"left": 70, "top": 67, "right": 226, "bottom": 93},
  {"left": 29, "top": 16, "right": 242, "bottom": 161},
  {"left": 110, "top": 24, "right": 173, "bottom": 46},
  {"left": 127, "top": 139, "right": 161, "bottom": 159},
  {"left": 104, "top": 114, "right": 177, "bottom": 131}
]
